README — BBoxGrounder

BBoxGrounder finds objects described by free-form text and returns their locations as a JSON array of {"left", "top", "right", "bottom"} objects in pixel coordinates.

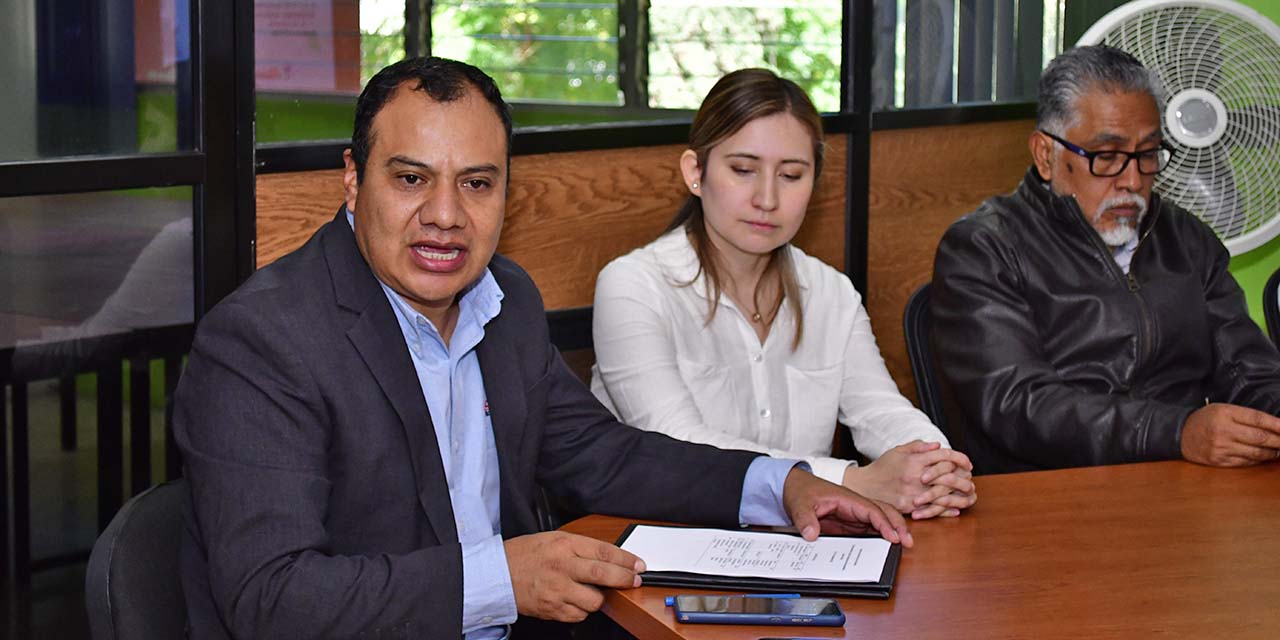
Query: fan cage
[{"left": 1079, "top": 0, "right": 1280, "bottom": 255}]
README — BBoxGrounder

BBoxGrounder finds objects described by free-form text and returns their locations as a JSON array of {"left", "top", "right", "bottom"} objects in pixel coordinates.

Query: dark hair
[
  {"left": 350, "top": 56, "right": 513, "bottom": 183},
  {"left": 666, "top": 68, "right": 825, "bottom": 349},
  {"left": 1037, "top": 45, "right": 1163, "bottom": 136}
]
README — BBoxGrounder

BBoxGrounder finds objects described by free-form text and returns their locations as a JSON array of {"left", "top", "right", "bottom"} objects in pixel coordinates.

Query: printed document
[{"left": 619, "top": 525, "right": 891, "bottom": 583}]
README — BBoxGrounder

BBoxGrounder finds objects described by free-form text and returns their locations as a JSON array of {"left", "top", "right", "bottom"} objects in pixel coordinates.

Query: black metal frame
[
  {"left": 247, "top": 1, "right": 1035, "bottom": 298},
  {"left": 0, "top": 0, "right": 246, "bottom": 594},
  {"left": 843, "top": 0, "right": 873, "bottom": 293},
  {"left": 873, "top": 101, "right": 1037, "bottom": 130},
  {"left": 197, "top": 0, "right": 258, "bottom": 312}
]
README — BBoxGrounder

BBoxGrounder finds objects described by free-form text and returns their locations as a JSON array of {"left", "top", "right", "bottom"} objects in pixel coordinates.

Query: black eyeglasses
[{"left": 1038, "top": 130, "right": 1175, "bottom": 177}]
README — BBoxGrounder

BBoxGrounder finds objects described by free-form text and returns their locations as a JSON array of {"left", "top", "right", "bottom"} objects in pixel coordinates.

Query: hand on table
[
  {"left": 784, "top": 465, "right": 913, "bottom": 547},
  {"left": 842, "top": 440, "right": 976, "bottom": 520},
  {"left": 504, "top": 531, "right": 646, "bottom": 622},
  {"left": 1181, "top": 403, "right": 1280, "bottom": 467}
]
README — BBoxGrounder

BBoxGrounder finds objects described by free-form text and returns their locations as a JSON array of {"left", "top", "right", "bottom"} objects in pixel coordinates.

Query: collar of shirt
[
  {"left": 345, "top": 209, "right": 504, "bottom": 348},
  {"left": 378, "top": 271, "right": 504, "bottom": 359},
  {"left": 1111, "top": 234, "right": 1139, "bottom": 275},
  {"left": 1026, "top": 179, "right": 1141, "bottom": 274}
]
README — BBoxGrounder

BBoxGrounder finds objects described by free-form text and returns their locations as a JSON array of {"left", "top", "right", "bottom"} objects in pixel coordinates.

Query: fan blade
[{"left": 1169, "top": 145, "right": 1245, "bottom": 239}]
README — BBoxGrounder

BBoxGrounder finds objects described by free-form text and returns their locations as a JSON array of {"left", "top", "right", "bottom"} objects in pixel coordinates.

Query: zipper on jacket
[{"left": 1066, "top": 199, "right": 1158, "bottom": 368}]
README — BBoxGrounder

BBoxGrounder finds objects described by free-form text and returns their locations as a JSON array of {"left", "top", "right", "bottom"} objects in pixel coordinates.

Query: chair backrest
[
  {"left": 1265, "top": 266, "right": 1280, "bottom": 346},
  {"left": 903, "top": 284, "right": 950, "bottom": 437},
  {"left": 86, "top": 479, "right": 188, "bottom": 640}
]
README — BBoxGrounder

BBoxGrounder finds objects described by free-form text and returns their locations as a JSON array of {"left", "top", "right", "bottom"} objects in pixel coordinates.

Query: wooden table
[{"left": 562, "top": 461, "right": 1280, "bottom": 639}]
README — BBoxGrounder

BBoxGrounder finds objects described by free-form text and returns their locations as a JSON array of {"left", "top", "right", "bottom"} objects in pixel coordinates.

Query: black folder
[{"left": 615, "top": 523, "right": 902, "bottom": 599}]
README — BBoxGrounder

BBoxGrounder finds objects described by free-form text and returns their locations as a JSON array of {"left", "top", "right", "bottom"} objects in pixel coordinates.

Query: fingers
[
  {"left": 568, "top": 537, "right": 645, "bottom": 589},
  {"left": 900, "top": 439, "right": 941, "bottom": 454},
  {"left": 871, "top": 499, "right": 914, "bottom": 548},
  {"left": 507, "top": 532, "right": 626, "bottom": 622},
  {"left": 1230, "top": 405, "right": 1280, "bottom": 435},
  {"left": 1181, "top": 404, "right": 1280, "bottom": 466},
  {"left": 1234, "top": 424, "right": 1280, "bottom": 451},
  {"left": 785, "top": 467, "right": 912, "bottom": 547},
  {"left": 909, "top": 447, "right": 973, "bottom": 472},
  {"left": 922, "top": 470, "right": 976, "bottom": 496},
  {"left": 945, "top": 449, "right": 974, "bottom": 471},
  {"left": 919, "top": 460, "right": 956, "bottom": 484},
  {"left": 575, "top": 535, "right": 646, "bottom": 573},
  {"left": 557, "top": 583, "right": 605, "bottom": 621},
  {"left": 910, "top": 503, "right": 947, "bottom": 520},
  {"left": 1220, "top": 441, "right": 1280, "bottom": 465},
  {"left": 823, "top": 496, "right": 913, "bottom": 548},
  {"left": 928, "top": 491, "right": 977, "bottom": 509},
  {"left": 910, "top": 483, "right": 954, "bottom": 508},
  {"left": 790, "top": 499, "right": 823, "bottom": 542}
]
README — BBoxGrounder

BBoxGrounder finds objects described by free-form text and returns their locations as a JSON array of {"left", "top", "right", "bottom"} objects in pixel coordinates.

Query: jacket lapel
[
  {"left": 475, "top": 307, "right": 535, "bottom": 537},
  {"left": 323, "top": 207, "right": 459, "bottom": 546}
]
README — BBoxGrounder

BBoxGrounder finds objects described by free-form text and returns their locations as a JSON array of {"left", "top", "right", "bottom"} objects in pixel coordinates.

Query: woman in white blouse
[{"left": 590, "top": 69, "right": 976, "bottom": 519}]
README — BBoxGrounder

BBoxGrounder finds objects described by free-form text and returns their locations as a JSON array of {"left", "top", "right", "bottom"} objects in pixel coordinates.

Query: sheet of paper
[{"left": 620, "top": 525, "right": 891, "bottom": 583}]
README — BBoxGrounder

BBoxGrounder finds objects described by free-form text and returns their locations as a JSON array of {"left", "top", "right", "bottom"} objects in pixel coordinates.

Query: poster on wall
[
  {"left": 134, "top": 0, "right": 184, "bottom": 84},
  {"left": 256, "top": 0, "right": 361, "bottom": 94},
  {"left": 133, "top": 0, "right": 359, "bottom": 93}
]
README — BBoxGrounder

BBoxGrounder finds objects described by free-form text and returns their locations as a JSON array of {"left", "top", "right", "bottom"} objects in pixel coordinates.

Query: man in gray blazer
[{"left": 175, "top": 57, "right": 909, "bottom": 639}]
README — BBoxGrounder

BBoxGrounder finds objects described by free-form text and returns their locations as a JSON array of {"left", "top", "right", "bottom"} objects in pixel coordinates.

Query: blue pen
[{"left": 665, "top": 593, "right": 800, "bottom": 606}]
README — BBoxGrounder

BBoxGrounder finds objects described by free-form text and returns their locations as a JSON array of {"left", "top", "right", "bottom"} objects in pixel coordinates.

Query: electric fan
[{"left": 1079, "top": 0, "right": 1280, "bottom": 255}]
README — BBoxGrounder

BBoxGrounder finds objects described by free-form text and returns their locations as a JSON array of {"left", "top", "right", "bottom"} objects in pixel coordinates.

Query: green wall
[{"left": 1226, "top": 0, "right": 1280, "bottom": 327}]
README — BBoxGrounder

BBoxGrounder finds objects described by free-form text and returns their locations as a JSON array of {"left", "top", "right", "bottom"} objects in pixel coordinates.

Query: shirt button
[
  {"left": 453, "top": 439, "right": 461, "bottom": 452},
  {"left": 752, "top": 353, "right": 763, "bottom": 362},
  {"left": 482, "top": 616, "right": 492, "bottom": 624},
  {"left": 760, "top": 409, "right": 771, "bottom": 419}
]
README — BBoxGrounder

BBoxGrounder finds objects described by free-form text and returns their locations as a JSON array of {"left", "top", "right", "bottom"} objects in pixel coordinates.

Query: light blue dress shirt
[
  {"left": 1113, "top": 234, "right": 1139, "bottom": 275},
  {"left": 356, "top": 203, "right": 798, "bottom": 636}
]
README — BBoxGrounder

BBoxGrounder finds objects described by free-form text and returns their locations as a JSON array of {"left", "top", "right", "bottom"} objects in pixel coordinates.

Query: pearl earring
[{"left": 691, "top": 181, "right": 699, "bottom": 189}]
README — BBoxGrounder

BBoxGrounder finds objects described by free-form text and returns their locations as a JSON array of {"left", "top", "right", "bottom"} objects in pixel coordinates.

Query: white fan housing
[{"left": 1079, "top": 0, "right": 1280, "bottom": 255}]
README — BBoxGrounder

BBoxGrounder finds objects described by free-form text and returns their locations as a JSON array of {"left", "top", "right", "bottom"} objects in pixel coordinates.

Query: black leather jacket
[{"left": 932, "top": 167, "right": 1280, "bottom": 474}]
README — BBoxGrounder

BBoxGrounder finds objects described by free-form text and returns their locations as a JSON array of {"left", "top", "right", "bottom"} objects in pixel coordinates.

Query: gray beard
[{"left": 1091, "top": 193, "right": 1148, "bottom": 248}]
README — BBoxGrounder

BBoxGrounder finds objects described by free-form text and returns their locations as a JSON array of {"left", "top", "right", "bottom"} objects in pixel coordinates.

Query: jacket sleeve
[
  {"left": 175, "top": 299, "right": 465, "bottom": 639},
  {"left": 589, "top": 258, "right": 850, "bottom": 483},
  {"left": 931, "top": 219, "right": 1189, "bottom": 470},
  {"left": 1195, "top": 223, "right": 1280, "bottom": 412}
]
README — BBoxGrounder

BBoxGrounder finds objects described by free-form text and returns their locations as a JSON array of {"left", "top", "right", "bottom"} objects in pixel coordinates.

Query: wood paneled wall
[
  {"left": 255, "top": 136, "right": 848, "bottom": 311},
  {"left": 866, "top": 119, "right": 1034, "bottom": 403},
  {"left": 255, "top": 118, "right": 1035, "bottom": 410}
]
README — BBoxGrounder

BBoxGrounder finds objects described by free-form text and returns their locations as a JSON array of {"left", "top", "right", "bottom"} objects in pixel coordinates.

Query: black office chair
[
  {"left": 1265, "top": 266, "right": 1280, "bottom": 345},
  {"left": 903, "top": 283, "right": 950, "bottom": 437},
  {"left": 86, "top": 479, "right": 188, "bottom": 640}
]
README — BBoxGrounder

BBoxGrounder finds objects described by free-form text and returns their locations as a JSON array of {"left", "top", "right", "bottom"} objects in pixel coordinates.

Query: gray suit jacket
[{"left": 175, "top": 209, "right": 759, "bottom": 638}]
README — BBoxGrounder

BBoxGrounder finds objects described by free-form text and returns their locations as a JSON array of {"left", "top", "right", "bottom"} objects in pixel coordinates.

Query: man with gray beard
[{"left": 930, "top": 45, "right": 1280, "bottom": 474}]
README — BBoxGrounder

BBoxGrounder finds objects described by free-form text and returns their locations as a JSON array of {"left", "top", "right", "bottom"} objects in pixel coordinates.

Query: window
[
  {"left": 873, "top": 0, "right": 1066, "bottom": 110},
  {"left": 647, "top": 1, "right": 842, "bottom": 112},
  {"left": 0, "top": 0, "right": 194, "bottom": 162},
  {"left": 251, "top": 0, "right": 1070, "bottom": 144},
  {"left": 432, "top": 1, "right": 621, "bottom": 105}
]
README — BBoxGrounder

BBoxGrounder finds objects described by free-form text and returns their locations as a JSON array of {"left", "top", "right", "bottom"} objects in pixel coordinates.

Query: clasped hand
[{"left": 844, "top": 440, "right": 977, "bottom": 520}]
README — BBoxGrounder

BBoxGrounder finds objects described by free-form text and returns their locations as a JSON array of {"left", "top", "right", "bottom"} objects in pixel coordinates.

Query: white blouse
[{"left": 589, "top": 228, "right": 949, "bottom": 484}]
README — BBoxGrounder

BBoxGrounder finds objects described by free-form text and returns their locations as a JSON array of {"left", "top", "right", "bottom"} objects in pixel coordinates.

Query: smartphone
[{"left": 671, "top": 595, "right": 845, "bottom": 626}]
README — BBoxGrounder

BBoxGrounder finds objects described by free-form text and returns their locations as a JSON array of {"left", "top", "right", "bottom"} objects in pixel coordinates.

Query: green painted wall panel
[{"left": 1224, "top": 0, "right": 1280, "bottom": 327}]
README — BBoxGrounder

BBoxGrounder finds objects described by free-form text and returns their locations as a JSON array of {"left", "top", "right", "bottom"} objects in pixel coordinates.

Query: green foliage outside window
[
  {"left": 648, "top": 3, "right": 842, "bottom": 112},
  {"left": 432, "top": 1, "right": 621, "bottom": 105}
]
